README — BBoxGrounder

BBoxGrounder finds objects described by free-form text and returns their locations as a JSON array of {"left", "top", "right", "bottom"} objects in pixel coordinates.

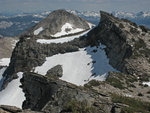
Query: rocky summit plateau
[{"left": 0, "top": 9, "right": 150, "bottom": 113}]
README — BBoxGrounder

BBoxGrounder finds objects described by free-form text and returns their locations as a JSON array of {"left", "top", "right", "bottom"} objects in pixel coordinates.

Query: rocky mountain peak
[
  {"left": 100, "top": 11, "right": 119, "bottom": 23},
  {"left": 26, "top": 9, "right": 91, "bottom": 38},
  {"left": 88, "top": 11, "right": 150, "bottom": 77}
]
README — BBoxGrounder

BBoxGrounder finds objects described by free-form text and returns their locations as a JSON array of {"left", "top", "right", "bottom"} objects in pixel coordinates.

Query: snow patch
[
  {"left": 0, "top": 67, "right": 6, "bottom": 80},
  {"left": 124, "top": 94, "right": 132, "bottom": 97},
  {"left": 51, "top": 23, "right": 84, "bottom": 37},
  {"left": 143, "top": 82, "right": 150, "bottom": 86},
  {"left": 34, "top": 27, "right": 43, "bottom": 35},
  {"left": 0, "top": 67, "right": 7, "bottom": 89},
  {"left": 34, "top": 45, "right": 117, "bottom": 86},
  {"left": 0, "top": 72, "right": 25, "bottom": 108},
  {"left": 0, "top": 58, "right": 10, "bottom": 66},
  {"left": 88, "top": 22, "right": 95, "bottom": 29},
  {"left": 11, "top": 39, "right": 19, "bottom": 49},
  {"left": 32, "top": 21, "right": 39, "bottom": 23},
  {"left": 37, "top": 30, "right": 89, "bottom": 44}
]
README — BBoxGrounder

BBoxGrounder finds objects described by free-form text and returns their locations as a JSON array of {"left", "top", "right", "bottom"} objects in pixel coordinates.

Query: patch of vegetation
[
  {"left": 84, "top": 80, "right": 101, "bottom": 88},
  {"left": 132, "top": 38, "right": 150, "bottom": 59},
  {"left": 64, "top": 99, "right": 98, "bottom": 113},
  {"left": 139, "top": 48, "right": 150, "bottom": 58},
  {"left": 148, "top": 58, "right": 150, "bottom": 63},
  {"left": 130, "top": 27, "right": 139, "bottom": 34},
  {"left": 143, "top": 84, "right": 149, "bottom": 87},
  {"left": 127, "top": 75, "right": 138, "bottom": 83},
  {"left": 139, "top": 25, "right": 148, "bottom": 33},
  {"left": 107, "top": 72, "right": 138, "bottom": 89},
  {"left": 131, "top": 38, "right": 135, "bottom": 42},
  {"left": 45, "top": 74, "right": 58, "bottom": 79},
  {"left": 131, "top": 38, "right": 149, "bottom": 59},
  {"left": 147, "top": 90, "right": 150, "bottom": 94},
  {"left": 121, "top": 74, "right": 137, "bottom": 88},
  {"left": 135, "top": 38, "right": 146, "bottom": 50},
  {"left": 121, "top": 19, "right": 137, "bottom": 28},
  {"left": 106, "top": 77, "right": 125, "bottom": 89},
  {"left": 141, "top": 33, "right": 146, "bottom": 36},
  {"left": 138, "top": 93, "right": 143, "bottom": 96},
  {"left": 127, "top": 83, "right": 136, "bottom": 88},
  {"left": 111, "top": 94, "right": 150, "bottom": 113},
  {"left": 119, "top": 23, "right": 125, "bottom": 28},
  {"left": 139, "top": 74, "right": 149, "bottom": 82}
]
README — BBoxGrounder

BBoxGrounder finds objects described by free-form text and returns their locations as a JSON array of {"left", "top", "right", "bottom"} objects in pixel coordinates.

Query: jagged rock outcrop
[
  {"left": 21, "top": 72, "right": 117, "bottom": 113},
  {"left": 87, "top": 11, "right": 150, "bottom": 77},
  {"left": 24, "top": 9, "right": 90, "bottom": 38},
  {"left": 46, "top": 65, "right": 63, "bottom": 78}
]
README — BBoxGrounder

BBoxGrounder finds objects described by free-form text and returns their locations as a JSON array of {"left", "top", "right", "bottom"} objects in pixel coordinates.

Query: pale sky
[{"left": 0, "top": 0, "right": 150, "bottom": 13}]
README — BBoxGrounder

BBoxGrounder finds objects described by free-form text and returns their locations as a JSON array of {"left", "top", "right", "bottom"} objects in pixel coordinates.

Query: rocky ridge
[
  {"left": 0, "top": 10, "right": 150, "bottom": 113},
  {"left": 87, "top": 11, "right": 150, "bottom": 77}
]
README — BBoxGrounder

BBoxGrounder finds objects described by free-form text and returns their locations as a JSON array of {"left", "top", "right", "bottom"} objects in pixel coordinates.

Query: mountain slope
[
  {"left": 0, "top": 10, "right": 150, "bottom": 113},
  {"left": 0, "top": 10, "right": 116, "bottom": 109},
  {"left": 25, "top": 9, "right": 92, "bottom": 38}
]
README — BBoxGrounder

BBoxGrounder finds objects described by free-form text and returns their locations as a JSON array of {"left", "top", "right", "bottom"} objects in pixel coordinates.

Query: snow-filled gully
[{"left": 34, "top": 45, "right": 117, "bottom": 86}]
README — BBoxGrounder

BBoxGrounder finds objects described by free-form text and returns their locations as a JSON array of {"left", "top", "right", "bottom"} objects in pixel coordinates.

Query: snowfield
[
  {"left": 51, "top": 23, "right": 84, "bottom": 37},
  {"left": 34, "top": 45, "right": 117, "bottom": 86},
  {"left": 34, "top": 27, "right": 43, "bottom": 35},
  {"left": 36, "top": 22, "right": 94, "bottom": 44},
  {"left": 0, "top": 72, "right": 25, "bottom": 108},
  {"left": 143, "top": 82, "right": 150, "bottom": 86},
  {"left": 37, "top": 29, "right": 89, "bottom": 44},
  {"left": 0, "top": 58, "right": 10, "bottom": 66}
]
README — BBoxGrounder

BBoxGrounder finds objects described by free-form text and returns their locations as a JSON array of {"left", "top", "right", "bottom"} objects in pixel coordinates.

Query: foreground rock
[
  {"left": 0, "top": 105, "right": 43, "bottom": 113},
  {"left": 21, "top": 72, "right": 115, "bottom": 113}
]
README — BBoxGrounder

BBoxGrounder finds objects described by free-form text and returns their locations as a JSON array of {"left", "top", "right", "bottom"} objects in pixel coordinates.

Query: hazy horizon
[{"left": 0, "top": 0, "right": 150, "bottom": 14}]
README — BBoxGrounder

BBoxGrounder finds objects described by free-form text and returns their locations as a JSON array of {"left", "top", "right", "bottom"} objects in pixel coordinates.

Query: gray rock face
[
  {"left": 27, "top": 9, "right": 90, "bottom": 38},
  {"left": 87, "top": 11, "right": 150, "bottom": 77},
  {"left": 21, "top": 72, "right": 115, "bottom": 113},
  {"left": 46, "top": 65, "right": 63, "bottom": 78}
]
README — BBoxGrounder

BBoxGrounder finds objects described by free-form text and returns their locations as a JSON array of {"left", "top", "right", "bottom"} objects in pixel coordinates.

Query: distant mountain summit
[{"left": 26, "top": 9, "right": 91, "bottom": 38}]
